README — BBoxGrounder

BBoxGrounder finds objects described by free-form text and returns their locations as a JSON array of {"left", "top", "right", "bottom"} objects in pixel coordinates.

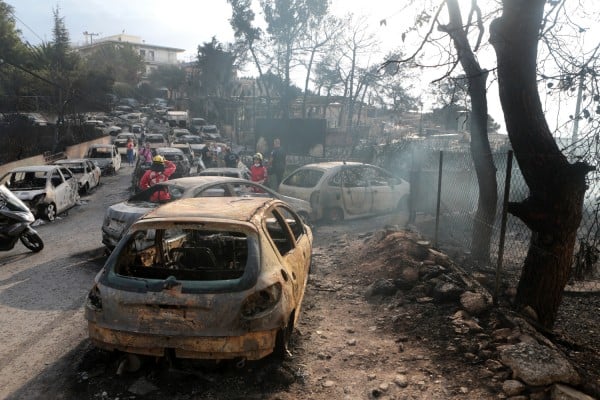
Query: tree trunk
[
  {"left": 442, "top": 0, "right": 498, "bottom": 263},
  {"left": 490, "top": 0, "right": 593, "bottom": 328}
]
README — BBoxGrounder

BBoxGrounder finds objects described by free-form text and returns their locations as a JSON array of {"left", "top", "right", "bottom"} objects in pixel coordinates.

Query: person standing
[
  {"left": 126, "top": 138, "right": 135, "bottom": 166},
  {"left": 224, "top": 146, "right": 239, "bottom": 168},
  {"left": 269, "top": 138, "right": 286, "bottom": 190},
  {"left": 250, "top": 153, "right": 268, "bottom": 186},
  {"left": 139, "top": 155, "right": 177, "bottom": 201},
  {"left": 139, "top": 142, "right": 153, "bottom": 165}
]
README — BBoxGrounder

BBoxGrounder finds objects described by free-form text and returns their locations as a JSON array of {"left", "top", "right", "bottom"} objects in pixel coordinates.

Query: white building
[{"left": 76, "top": 34, "right": 184, "bottom": 76}]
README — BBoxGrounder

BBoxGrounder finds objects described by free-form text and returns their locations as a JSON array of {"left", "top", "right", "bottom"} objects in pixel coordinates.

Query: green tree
[
  {"left": 148, "top": 65, "right": 186, "bottom": 102},
  {"left": 82, "top": 43, "right": 144, "bottom": 85}
]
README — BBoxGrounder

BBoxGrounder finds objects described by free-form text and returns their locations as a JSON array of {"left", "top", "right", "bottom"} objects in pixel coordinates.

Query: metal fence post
[
  {"left": 494, "top": 150, "right": 513, "bottom": 305},
  {"left": 434, "top": 150, "right": 443, "bottom": 248}
]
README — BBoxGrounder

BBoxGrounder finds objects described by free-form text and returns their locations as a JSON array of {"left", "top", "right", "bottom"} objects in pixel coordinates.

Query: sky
[{"left": 10, "top": 0, "right": 592, "bottom": 137}]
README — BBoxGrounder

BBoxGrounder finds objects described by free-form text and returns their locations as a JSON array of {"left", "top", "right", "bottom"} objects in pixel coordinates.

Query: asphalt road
[{"left": 0, "top": 166, "right": 134, "bottom": 399}]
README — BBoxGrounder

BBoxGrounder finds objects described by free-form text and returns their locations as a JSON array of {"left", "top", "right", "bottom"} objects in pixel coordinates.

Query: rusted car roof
[{"left": 141, "top": 196, "right": 273, "bottom": 222}]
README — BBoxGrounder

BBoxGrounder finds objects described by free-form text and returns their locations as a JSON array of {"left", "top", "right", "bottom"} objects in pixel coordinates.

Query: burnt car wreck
[{"left": 86, "top": 197, "right": 312, "bottom": 362}]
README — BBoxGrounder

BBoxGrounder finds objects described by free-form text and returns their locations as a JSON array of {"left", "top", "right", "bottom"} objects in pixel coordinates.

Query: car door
[
  {"left": 49, "top": 168, "right": 68, "bottom": 212},
  {"left": 365, "top": 166, "right": 397, "bottom": 213},
  {"left": 338, "top": 166, "right": 373, "bottom": 216},
  {"left": 265, "top": 205, "right": 310, "bottom": 304},
  {"left": 59, "top": 167, "right": 79, "bottom": 207},
  {"left": 86, "top": 161, "right": 97, "bottom": 188},
  {"left": 112, "top": 146, "right": 121, "bottom": 171}
]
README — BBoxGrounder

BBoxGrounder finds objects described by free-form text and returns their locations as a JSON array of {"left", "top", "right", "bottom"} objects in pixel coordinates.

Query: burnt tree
[
  {"left": 490, "top": 0, "right": 594, "bottom": 328},
  {"left": 439, "top": 0, "right": 498, "bottom": 263}
]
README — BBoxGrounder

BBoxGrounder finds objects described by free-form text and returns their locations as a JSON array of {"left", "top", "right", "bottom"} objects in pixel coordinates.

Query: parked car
[
  {"left": 0, "top": 165, "right": 80, "bottom": 221},
  {"left": 155, "top": 147, "right": 191, "bottom": 178},
  {"left": 102, "top": 176, "right": 312, "bottom": 250},
  {"left": 87, "top": 197, "right": 312, "bottom": 361},
  {"left": 201, "top": 124, "right": 221, "bottom": 141},
  {"left": 278, "top": 162, "right": 410, "bottom": 223},
  {"left": 85, "top": 144, "right": 122, "bottom": 175},
  {"left": 198, "top": 167, "right": 250, "bottom": 180},
  {"left": 144, "top": 133, "right": 168, "bottom": 149},
  {"left": 53, "top": 158, "right": 101, "bottom": 194},
  {"left": 113, "top": 133, "right": 137, "bottom": 157}
]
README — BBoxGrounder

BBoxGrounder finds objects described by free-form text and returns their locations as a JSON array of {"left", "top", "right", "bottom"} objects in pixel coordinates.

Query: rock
[
  {"left": 460, "top": 291, "right": 491, "bottom": 315},
  {"left": 365, "top": 279, "right": 398, "bottom": 299},
  {"left": 485, "top": 359, "right": 505, "bottom": 371},
  {"left": 394, "top": 374, "right": 408, "bottom": 388},
  {"left": 550, "top": 384, "right": 596, "bottom": 400},
  {"left": 395, "top": 267, "right": 420, "bottom": 290},
  {"left": 419, "top": 264, "right": 445, "bottom": 280},
  {"left": 416, "top": 296, "right": 433, "bottom": 303},
  {"left": 347, "top": 338, "right": 357, "bottom": 346},
  {"left": 379, "top": 382, "right": 389, "bottom": 392},
  {"left": 472, "top": 272, "right": 491, "bottom": 286},
  {"left": 493, "top": 328, "right": 513, "bottom": 341},
  {"left": 427, "top": 248, "right": 451, "bottom": 267},
  {"left": 367, "top": 373, "right": 376, "bottom": 381},
  {"left": 323, "top": 380, "right": 335, "bottom": 388},
  {"left": 432, "top": 281, "right": 463, "bottom": 302},
  {"left": 128, "top": 377, "right": 158, "bottom": 396},
  {"left": 502, "top": 380, "right": 526, "bottom": 396},
  {"left": 499, "top": 342, "right": 581, "bottom": 386}
]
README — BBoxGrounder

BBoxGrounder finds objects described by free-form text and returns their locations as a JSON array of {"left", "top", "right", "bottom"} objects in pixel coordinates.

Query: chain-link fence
[{"left": 378, "top": 142, "right": 600, "bottom": 294}]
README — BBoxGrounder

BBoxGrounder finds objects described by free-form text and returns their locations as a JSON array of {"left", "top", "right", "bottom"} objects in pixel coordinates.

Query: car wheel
[
  {"left": 20, "top": 231, "right": 44, "bottom": 252},
  {"left": 81, "top": 182, "right": 90, "bottom": 195},
  {"left": 41, "top": 203, "right": 57, "bottom": 221},
  {"left": 325, "top": 207, "right": 344, "bottom": 223},
  {"left": 273, "top": 319, "right": 293, "bottom": 360}
]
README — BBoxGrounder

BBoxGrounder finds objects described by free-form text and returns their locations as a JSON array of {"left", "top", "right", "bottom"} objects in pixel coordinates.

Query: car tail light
[
  {"left": 86, "top": 285, "right": 102, "bottom": 311},
  {"left": 241, "top": 283, "right": 282, "bottom": 318},
  {"left": 309, "top": 190, "right": 320, "bottom": 209}
]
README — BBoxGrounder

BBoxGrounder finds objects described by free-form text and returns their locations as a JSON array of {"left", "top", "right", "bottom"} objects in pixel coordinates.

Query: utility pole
[{"left": 83, "top": 31, "right": 99, "bottom": 45}]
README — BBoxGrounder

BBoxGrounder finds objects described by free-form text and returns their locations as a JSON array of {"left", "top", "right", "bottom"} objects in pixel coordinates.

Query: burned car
[
  {"left": 53, "top": 158, "right": 101, "bottom": 194},
  {"left": 198, "top": 167, "right": 250, "bottom": 180},
  {"left": 85, "top": 143, "right": 122, "bottom": 175},
  {"left": 87, "top": 197, "right": 313, "bottom": 361},
  {"left": 279, "top": 161, "right": 410, "bottom": 223},
  {"left": 103, "top": 176, "right": 312, "bottom": 250},
  {"left": 155, "top": 147, "right": 191, "bottom": 178},
  {"left": 144, "top": 133, "right": 168, "bottom": 149},
  {"left": 0, "top": 165, "right": 80, "bottom": 221}
]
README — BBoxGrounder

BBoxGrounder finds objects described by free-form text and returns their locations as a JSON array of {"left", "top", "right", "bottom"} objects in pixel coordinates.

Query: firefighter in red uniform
[{"left": 139, "top": 155, "right": 177, "bottom": 201}]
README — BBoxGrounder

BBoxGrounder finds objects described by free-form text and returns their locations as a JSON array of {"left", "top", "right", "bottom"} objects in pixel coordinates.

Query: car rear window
[
  {"left": 282, "top": 168, "right": 323, "bottom": 188},
  {"left": 113, "top": 227, "right": 253, "bottom": 284}
]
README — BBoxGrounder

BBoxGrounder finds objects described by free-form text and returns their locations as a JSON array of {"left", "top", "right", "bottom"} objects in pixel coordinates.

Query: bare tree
[{"left": 490, "top": 0, "right": 594, "bottom": 328}]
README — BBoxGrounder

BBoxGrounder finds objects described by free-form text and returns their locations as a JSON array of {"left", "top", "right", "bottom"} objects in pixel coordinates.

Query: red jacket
[
  {"left": 250, "top": 164, "right": 268, "bottom": 185},
  {"left": 139, "top": 160, "right": 177, "bottom": 201}
]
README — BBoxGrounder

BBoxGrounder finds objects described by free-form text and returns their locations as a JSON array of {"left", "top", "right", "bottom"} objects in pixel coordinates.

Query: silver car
[
  {"left": 279, "top": 161, "right": 410, "bottom": 222},
  {"left": 53, "top": 158, "right": 101, "bottom": 194},
  {"left": 0, "top": 165, "right": 80, "bottom": 221},
  {"left": 102, "top": 176, "right": 313, "bottom": 250}
]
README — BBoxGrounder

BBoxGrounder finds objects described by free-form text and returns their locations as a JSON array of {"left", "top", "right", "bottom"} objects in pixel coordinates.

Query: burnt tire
[
  {"left": 81, "top": 182, "right": 90, "bottom": 195},
  {"left": 41, "top": 203, "right": 57, "bottom": 221},
  {"left": 325, "top": 207, "right": 344, "bottom": 223},
  {"left": 20, "top": 231, "right": 44, "bottom": 252},
  {"left": 273, "top": 313, "right": 295, "bottom": 360}
]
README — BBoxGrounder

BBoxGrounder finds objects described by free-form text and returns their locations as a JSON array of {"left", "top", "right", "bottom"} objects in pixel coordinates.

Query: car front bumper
[{"left": 88, "top": 322, "right": 277, "bottom": 360}]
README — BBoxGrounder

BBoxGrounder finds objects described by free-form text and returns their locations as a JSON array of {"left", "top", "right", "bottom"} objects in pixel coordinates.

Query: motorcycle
[{"left": 0, "top": 184, "right": 44, "bottom": 253}]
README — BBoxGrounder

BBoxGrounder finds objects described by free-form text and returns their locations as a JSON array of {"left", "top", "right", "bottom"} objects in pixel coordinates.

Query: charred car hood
[{"left": 107, "top": 201, "right": 159, "bottom": 225}]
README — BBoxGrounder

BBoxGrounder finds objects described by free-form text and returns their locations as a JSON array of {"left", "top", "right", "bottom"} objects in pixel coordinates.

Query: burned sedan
[
  {"left": 102, "top": 176, "right": 312, "bottom": 250},
  {"left": 86, "top": 197, "right": 313, "bottom": 361},
  {"left": 0, "top": 165, "right": 80, "bottom": 221}
]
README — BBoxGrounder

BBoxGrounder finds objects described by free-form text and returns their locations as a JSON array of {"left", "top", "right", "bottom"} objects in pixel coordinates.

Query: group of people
[{"left": 134, "top": 136, "right": 287, "bottom": 197}]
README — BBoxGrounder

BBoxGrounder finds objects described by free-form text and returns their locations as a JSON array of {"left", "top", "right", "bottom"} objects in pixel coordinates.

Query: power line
[{"left": 9, "top": 10, "right": 45, "bottom": 43}]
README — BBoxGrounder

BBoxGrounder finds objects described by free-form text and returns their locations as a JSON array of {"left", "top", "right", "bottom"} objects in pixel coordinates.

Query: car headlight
[
  {"left": 86, "top": 285, "right": 102, "bottom": 311},
  {"left": 241, "top": 282, "right": 282, "bottom": 318}
]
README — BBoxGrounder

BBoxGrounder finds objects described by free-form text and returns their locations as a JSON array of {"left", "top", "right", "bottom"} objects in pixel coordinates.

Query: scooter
[{"left": 0, "top": 184, "right": 44, "bottom": 253}]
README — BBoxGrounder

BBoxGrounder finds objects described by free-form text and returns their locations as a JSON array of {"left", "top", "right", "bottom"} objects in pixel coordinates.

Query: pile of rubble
[{"left": 357, "top": 228, "right": 596, "bottom": 400}]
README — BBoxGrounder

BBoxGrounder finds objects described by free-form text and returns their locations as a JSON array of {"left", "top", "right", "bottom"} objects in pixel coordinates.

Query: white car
[
  {"left": 85, "top": 144, "right": 122, "bottom": 175},
  {"left": 53, "top": 158, "right": 101, "bottom": 194},
  {"left": 0, "top": 165, "right": 80, "bottom": 221},
  {"left": 279, "top": 162, "right": 410, "bottom": 222}
]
